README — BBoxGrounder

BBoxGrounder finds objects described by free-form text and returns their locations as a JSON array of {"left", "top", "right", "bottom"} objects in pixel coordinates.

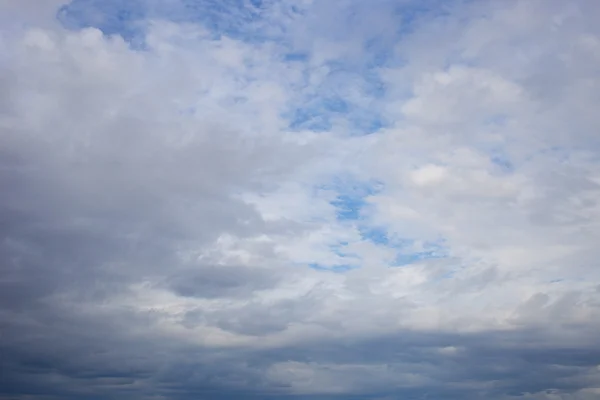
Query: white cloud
[{"left": 410, "top": 164, "right": 448, "bottom": 186}]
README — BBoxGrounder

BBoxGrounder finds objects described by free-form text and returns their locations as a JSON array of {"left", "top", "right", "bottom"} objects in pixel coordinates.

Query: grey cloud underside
[
  {"left": 2, "top": 317, "right": 600, "bottom": 399},
  {"left": 2, "top": 0, "right": 600, "bottom": 399},
  {"left": 167, "top": 265, "right": 282, "bottom": 299}
]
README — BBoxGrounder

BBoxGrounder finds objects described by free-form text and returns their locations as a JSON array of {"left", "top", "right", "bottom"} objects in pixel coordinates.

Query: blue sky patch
[
  {"left": 393, "top": 250, "right": 441, "bottom": 266},
  {"left": 283, "top": 52, "right": 309, "bottom": 62},
  {"left": 308, "top": 263, "right": 358, "bottom": 273},
  {"left": 329, "top": 242, "right": 359, "bottom": 259},
  {"left": 391, "top": 240, "right": 449, "bottom": 266},
  {"left": 331, "top": 194, "right": 365, "bottom": 221},
  {"left": 58, "top": 0, "right": 269, "bottom": 43},
  {"left": 57, "top": 0, "right": 146, "bottom": 43},
  {"left": 288, "top": 96, "right": 350, "bottom": 131},
  {"left": 324, "top": 178, "right": 383, "bottom": 223},
  {"left": 359, "top": 226, "right": 389, "bottom": 245}
]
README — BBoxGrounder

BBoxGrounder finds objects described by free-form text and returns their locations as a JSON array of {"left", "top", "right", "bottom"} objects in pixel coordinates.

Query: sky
[{"left": 1, "top": 0, "right": 600, "bottom": 399}]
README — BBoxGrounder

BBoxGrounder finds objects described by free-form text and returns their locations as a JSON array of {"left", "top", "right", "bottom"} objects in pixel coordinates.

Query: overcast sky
[{"left": 1, "top": 0, "right": 600, "bottom": 399}]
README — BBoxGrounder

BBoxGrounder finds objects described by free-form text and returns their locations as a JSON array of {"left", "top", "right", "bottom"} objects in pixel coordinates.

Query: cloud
[{"left": 1, "top": 0, "right": 600, "bottom": 399}]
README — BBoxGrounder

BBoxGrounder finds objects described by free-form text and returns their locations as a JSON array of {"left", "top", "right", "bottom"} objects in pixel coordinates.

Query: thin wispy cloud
[{"left": 1, "top": 1, "right": 600, "bottom": 399}]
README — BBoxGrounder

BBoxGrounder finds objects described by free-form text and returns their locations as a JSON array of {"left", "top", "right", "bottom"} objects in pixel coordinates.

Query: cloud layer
[{"left": 2, "top": 0, "right": 600, "bottom": 399}]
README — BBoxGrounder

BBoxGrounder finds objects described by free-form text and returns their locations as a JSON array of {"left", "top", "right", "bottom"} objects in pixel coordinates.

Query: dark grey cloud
[
  {"left": 166, "top": 265, "right": 281, "bottom": 299},
  {"left": 2, "top": 302, "right": 600, "bottom": 400}
]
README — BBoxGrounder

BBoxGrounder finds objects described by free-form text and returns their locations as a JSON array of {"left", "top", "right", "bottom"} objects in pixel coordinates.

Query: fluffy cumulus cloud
[{"left": 2, "top": 0, "right": 600, "bottom": 399}]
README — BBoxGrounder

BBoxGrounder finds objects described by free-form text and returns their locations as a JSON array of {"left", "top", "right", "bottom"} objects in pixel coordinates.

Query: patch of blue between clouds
[
  {"left": 57, "top": 0, "right": 467, "bottom": 48},
  {"left": 57, "top": 0, "right": 146, "bottom": 46},
  {"left": 288, "top": 94, "right": 386, "bottom": 135},
  {"left": 306, "top": 242, "right": 361, "bottom": 272},
  {"left": 57, "top": 0, "right": 273, "bottom": 45},
  {"left": 390, "top": 237, "right": 449, "bottom": 267},
  {"left": 358, "top": 226, "right": 389, "bottom": 245},
  {"left": 308, "top": 263, "right": 358, "bottom": 273},
  {"left": 288, "top": 96, "right": 349, "bottom": 132},
  {"left": 331, "top": 194, "right": 364, "bottom": 220},
  {"left": 59, "top": 0, "right": 399, "bottom": 137},
  {"left": 285, "top": 54, "right": 388, "bottom": 134},
  {"left": 393, "top": 247, "right": 447, "bottom": 266},
  {"left": 323, "top": 177, "right": 449, "bottom": 268},
  {"left": 283, "top": 52, "right": 309, "bottom": 62},
  {"left": 325, "top": 178, "right": 382, "bottom": 222}
]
